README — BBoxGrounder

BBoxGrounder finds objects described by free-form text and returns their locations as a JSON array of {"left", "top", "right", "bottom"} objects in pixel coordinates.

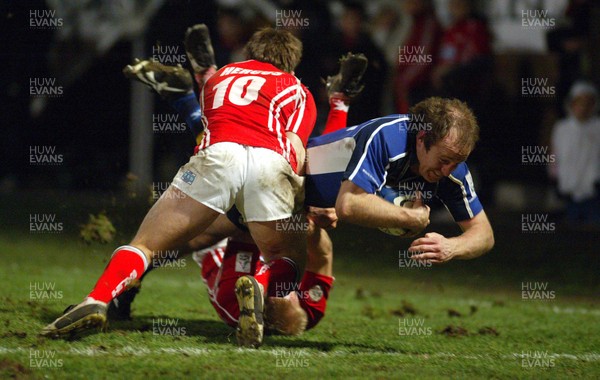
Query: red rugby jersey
[{"left": 198, "top": 60, "right": 316, "bottom": 171}]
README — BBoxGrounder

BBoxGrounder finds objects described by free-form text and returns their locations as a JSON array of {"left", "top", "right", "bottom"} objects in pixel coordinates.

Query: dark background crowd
[{"left": 2, "top": 0, "right": 600, "bottom": 224}]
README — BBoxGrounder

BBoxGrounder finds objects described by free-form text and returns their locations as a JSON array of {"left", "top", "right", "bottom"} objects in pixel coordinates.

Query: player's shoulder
[
  {"left": 449, "top": 161, "right": 470, "bottom": 179},
  {"left": 217, "top": 60, "right": 286, "bottom": 77},
  {"left": 356, "top": 114, "right": 410, "bottom": 139}
]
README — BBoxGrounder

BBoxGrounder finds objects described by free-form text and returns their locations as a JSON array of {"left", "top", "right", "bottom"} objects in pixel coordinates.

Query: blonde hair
[
  {"left": 409, "top": 97, "right": 479, "bottom": 154},
  {"left": 265, "top": 296, "right": 308, "bottom": 336}
]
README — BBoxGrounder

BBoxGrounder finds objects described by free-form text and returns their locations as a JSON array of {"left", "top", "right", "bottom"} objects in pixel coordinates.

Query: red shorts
[
  {"left": 296, "top": 271, "right": 334, "bottom": 330},
  {"left": 201, "top": 240, "right": 262, "bottom": 327},
  {"left": 200, "top": 243, "right": 333, "bottom": 331}
]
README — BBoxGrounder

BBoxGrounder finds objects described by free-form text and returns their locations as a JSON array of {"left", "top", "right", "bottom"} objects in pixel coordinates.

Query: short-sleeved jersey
[
  {"left": 305, "top": 115, "right": 483, "bottom": 222},
  {"left": 198, "top": 60, "right": 316, "bottom": 171}
]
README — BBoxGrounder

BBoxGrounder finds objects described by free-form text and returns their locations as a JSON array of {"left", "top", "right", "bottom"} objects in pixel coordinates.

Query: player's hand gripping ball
[{"left": 377, "top": 186, "right": 414, "bottom": 237}]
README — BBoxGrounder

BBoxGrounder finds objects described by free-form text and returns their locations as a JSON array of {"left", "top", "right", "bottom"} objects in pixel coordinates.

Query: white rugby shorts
[{"left": 172, "top": 142, "right": 304, "bottom": 222}]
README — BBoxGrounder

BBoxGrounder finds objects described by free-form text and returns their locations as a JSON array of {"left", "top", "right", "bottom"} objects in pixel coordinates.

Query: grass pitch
[{"left": 0, "top": 192, "right": 599, "bottom": 379}]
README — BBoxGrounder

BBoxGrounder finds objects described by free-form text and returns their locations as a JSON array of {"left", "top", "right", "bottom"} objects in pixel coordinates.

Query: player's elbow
[
  {"left": 485, "top": 229, "right": 495, "bottom": 253},
  {"left": 334, "top": 194, "right": 354, "bottom": 222},
  {"left": 479, "top": 227, "right": 495, "bottom": 256}
]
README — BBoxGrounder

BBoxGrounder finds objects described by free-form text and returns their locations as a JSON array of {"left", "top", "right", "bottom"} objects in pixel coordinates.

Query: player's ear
[{"left": 416, "top": 130, "right": 427, "bottom": 140}]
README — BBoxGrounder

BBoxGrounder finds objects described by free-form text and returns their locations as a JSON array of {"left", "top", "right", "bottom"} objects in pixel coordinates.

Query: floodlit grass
[
  {"left": 1, "top": 192, "right": 598, "bottom": 378},
  {"left": 1, "top": 227, "right": 599, "bottom": 379}
]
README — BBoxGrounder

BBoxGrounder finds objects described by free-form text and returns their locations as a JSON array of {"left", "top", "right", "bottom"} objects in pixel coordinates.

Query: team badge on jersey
[
  {"left": 308, "top": 285, "right": 323, "bottom": 302},
  {"left": 181, "top": 170, "right": 196, "bottom": 185}
]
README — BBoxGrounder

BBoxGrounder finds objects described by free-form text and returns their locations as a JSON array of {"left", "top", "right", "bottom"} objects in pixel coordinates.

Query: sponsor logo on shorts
[{"left": 181, "top": 170, "right": 196, "bottom": 185}]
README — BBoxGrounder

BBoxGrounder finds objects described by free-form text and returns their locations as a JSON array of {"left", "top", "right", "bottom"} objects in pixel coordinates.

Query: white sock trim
[{"left": 112, "top": 245, "right": 149, "bottom": 272}]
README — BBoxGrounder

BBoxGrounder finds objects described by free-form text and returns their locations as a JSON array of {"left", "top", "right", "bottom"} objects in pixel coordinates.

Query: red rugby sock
[
  {"left": 322, "top": 96, "right": 349, "bottom": 134},
  {"left": 255, "top": 257, "right": 299, "bottom": 297},
  {"left": 87, "top": 246, "right": 148, "bottom": 303}
]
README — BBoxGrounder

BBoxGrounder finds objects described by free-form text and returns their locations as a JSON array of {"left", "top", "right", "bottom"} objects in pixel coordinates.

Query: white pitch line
[
  {"left": 451, "top": 299, "right": 600, "bottom": 316},
  {"left": 1, "top": 347, "right": 599, "bottom": 362}
]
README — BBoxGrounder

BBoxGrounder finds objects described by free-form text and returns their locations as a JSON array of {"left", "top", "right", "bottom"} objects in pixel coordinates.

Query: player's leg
[
  {"left": 107, "top": 213, "right": 245, "bottom": 320},
  {"left": 41, "top": 144, "right": 244, "bottom": 338},
  {"left": 264, "top": 222, "right": 334, "bottom": 335},
  {"left": 41, "top": 187, "right": 221, "bottom": 338},
  {"left": 123, "top": 60, "right": 205, "bottom": 140},
  {"left": 184, "top": 24, "right": 218, "bottom": 87},
  {"left": 322, "top": 53, "right": 368, "bottom": 134},
  {"left": 209, "top": 240, "right": 262, "bottom": 327},
  {"left": 230, "top": 146, "right": 307, "bottom": 347}
]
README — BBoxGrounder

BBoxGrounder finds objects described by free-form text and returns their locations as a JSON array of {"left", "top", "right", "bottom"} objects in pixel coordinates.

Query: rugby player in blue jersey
[{"left": 307, "top": 97, "right": 494, "bottom": 263}]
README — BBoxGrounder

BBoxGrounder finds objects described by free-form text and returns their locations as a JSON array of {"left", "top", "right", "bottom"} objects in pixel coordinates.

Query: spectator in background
[
  {"left": 550, "top": 81, "right": 600, "bottom": 228},
  {"left": 214, "top": 8, "right": 249, "bottom": 66},
  {"left": 547, "top": 0, "right": 594, "bottom": 117},
  {"left": 394, "top": 0, "right": 442, "bottom": 113},
  {"left": 325, "top": 1, "right": 387, "bottom": 127},
  {"left": 370, "top": 1, "right": 406, "bottom": 65},
  {"left": 431, "top": 0, "right": 491, "bottom": 103}
]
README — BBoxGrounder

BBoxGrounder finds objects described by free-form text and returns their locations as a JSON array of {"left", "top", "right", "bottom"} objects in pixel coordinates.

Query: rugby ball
[{"left": 377, "top": 186, "right": 414, "bottom": 237}]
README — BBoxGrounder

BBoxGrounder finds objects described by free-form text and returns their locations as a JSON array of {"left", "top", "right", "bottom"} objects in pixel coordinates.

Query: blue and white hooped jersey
[{"left": 304, "top": 114, "right": 483, "bottom": 222}]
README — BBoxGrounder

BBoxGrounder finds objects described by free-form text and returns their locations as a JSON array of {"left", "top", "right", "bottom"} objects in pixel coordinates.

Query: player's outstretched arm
[
  {"left": 409, "top": 211, "right": 494, "bottom": 263},
  {"left": 335, "top": 180, "right": 430, "bottom": 233}
]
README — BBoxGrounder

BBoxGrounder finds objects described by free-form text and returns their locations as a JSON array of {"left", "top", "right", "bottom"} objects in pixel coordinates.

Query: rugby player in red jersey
[{"left": 42, "top": 28, "right": 318, "bottom": 348}]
